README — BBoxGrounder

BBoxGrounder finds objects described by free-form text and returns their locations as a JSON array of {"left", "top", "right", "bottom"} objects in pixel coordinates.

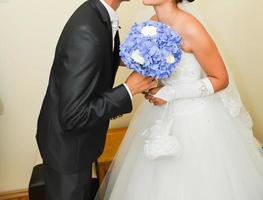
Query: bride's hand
[{"left": 144, "top": 87, "right": 167, "bottom": 106}]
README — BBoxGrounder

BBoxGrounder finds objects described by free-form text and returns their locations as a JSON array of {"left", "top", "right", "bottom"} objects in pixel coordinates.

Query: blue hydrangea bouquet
[{"left": 120, "top": 21, "right": 182, "bottom": 79}]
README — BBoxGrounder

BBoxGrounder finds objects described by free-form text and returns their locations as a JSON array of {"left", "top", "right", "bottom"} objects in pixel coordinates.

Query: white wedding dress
[{"left": 95, "top": 50, "right": 263, "bottom": 200}]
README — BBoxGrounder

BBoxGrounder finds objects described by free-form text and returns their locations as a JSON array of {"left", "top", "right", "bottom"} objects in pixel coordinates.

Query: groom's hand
[
  {"left": 145, "top": 87, "right": 167, "bottom": 106},
  {"left": 125, "top": 72, "right": 157, "bottom": 96}
]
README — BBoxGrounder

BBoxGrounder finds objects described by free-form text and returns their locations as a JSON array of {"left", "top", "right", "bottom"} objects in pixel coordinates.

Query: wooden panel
[
  {"left": 97, "top": 127, "right": 127, "bottom": 184},
  {"left": 0, "top": 189, "right": 28, "bottom": 200},
  {"left": 98, "top": 128, "right": 127, "bottom": 164},
  {"left": 0, "top": 128, "right": 128, "bottom": 199}
]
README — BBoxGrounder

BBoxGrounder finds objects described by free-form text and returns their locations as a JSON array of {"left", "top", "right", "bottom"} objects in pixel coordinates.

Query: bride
[{"left": 95, "top": 0, "right": 263, "bottom": 199}]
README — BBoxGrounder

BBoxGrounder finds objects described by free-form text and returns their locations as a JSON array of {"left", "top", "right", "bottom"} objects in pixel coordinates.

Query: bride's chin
[
  {"left": 142, "top": 0, "right": 154, "bottom": 6},
  {"left": 143, "top": 3, "right": 153, "bottom": 6}
]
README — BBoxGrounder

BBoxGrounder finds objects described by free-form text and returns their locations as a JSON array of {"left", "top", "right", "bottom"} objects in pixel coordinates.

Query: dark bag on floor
[{"left": 29, "top": 163, "right": 99, "bottom": 200}]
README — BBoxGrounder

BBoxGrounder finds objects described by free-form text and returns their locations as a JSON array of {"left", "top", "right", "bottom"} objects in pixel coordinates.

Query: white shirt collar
[{"left": 99, "top": 0, "right": 119, "bottom": 22}]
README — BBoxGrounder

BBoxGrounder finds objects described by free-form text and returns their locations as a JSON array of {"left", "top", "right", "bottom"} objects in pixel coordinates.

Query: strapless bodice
[{"left": 161, "top": 51, "right": 206, "bottom": 86}]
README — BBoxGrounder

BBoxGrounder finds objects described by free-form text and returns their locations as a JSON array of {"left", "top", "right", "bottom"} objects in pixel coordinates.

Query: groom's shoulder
[
  {"left": 69, "top": 1, "right": 98, "bottom": 23},
  {"left": 61, "top": 1, "right": 101, "bottom": 33}
]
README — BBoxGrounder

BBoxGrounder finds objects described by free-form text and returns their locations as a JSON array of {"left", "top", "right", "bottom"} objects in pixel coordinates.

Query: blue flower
[{"left": 120, "top": 21, "right": 182, "bottom": 79}]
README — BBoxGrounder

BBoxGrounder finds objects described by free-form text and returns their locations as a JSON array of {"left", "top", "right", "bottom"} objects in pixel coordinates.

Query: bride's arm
[
  {"left": 147, "top": 16, "right": 229, "bottom": 105},
  {"left": 185, "top": 18, "right": 229, "bottom": 92}
]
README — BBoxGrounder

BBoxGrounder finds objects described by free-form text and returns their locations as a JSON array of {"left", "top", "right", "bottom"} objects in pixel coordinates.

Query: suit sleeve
[{"left": 57, "top": 26, "right": 132, "bottom": 135}]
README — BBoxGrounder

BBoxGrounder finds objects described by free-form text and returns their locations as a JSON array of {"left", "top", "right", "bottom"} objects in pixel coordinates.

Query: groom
[{"left": 36, "top": 0, "right": 156, "bottom": 199}]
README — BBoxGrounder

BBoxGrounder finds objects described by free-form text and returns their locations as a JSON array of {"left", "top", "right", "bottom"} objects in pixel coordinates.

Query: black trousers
[{"left": 44, "top": 164, "right": 93, "bottom": 200}]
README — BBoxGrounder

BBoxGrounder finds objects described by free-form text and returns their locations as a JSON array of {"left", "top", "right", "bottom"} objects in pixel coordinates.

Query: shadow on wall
[{"left": 0, "top": 98, "right": 4, "bottom": 115}]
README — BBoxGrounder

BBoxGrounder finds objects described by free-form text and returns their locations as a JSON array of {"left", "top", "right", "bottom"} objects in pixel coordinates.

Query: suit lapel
[
  {"left": 112, "top": 31, "right": 121, "bottom": 77},
  {"left": 90, "top": 0, "right": 113, "bottom": 52},
  {"left": 113, "top": 31, "right": 120, "bottom": 62}
]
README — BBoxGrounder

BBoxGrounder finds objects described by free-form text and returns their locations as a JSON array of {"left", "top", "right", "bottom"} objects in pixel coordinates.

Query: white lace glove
[{"left": 154, "top": 77, "right": 214, "bottom": 101}]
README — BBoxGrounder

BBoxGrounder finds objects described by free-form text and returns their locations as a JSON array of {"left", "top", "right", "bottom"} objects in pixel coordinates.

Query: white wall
[
  {"left": 0, "top": 0, "right": 91, "bottom": 192},
  {"left": 0, "top": 0, "right": 262, "bottom": 192}
]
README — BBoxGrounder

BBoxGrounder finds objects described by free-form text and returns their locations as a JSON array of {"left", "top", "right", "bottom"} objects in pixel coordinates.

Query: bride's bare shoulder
[
  {"left": 181, "top": 12, "right": 208, "bottom": 37},
  {"left": 178, "top": 10, "right": 212, "bottom": 45},
  {"left": 179, "top": 10, "right": 206, "bottom": 36},
  {"left": 178, "top": 10, "right": 215, "bottom": 52}
]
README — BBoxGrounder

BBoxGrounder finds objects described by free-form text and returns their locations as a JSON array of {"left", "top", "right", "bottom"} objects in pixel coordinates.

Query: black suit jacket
[{"left": 36, "top": 0, "right": 132, "bottom": 173}]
